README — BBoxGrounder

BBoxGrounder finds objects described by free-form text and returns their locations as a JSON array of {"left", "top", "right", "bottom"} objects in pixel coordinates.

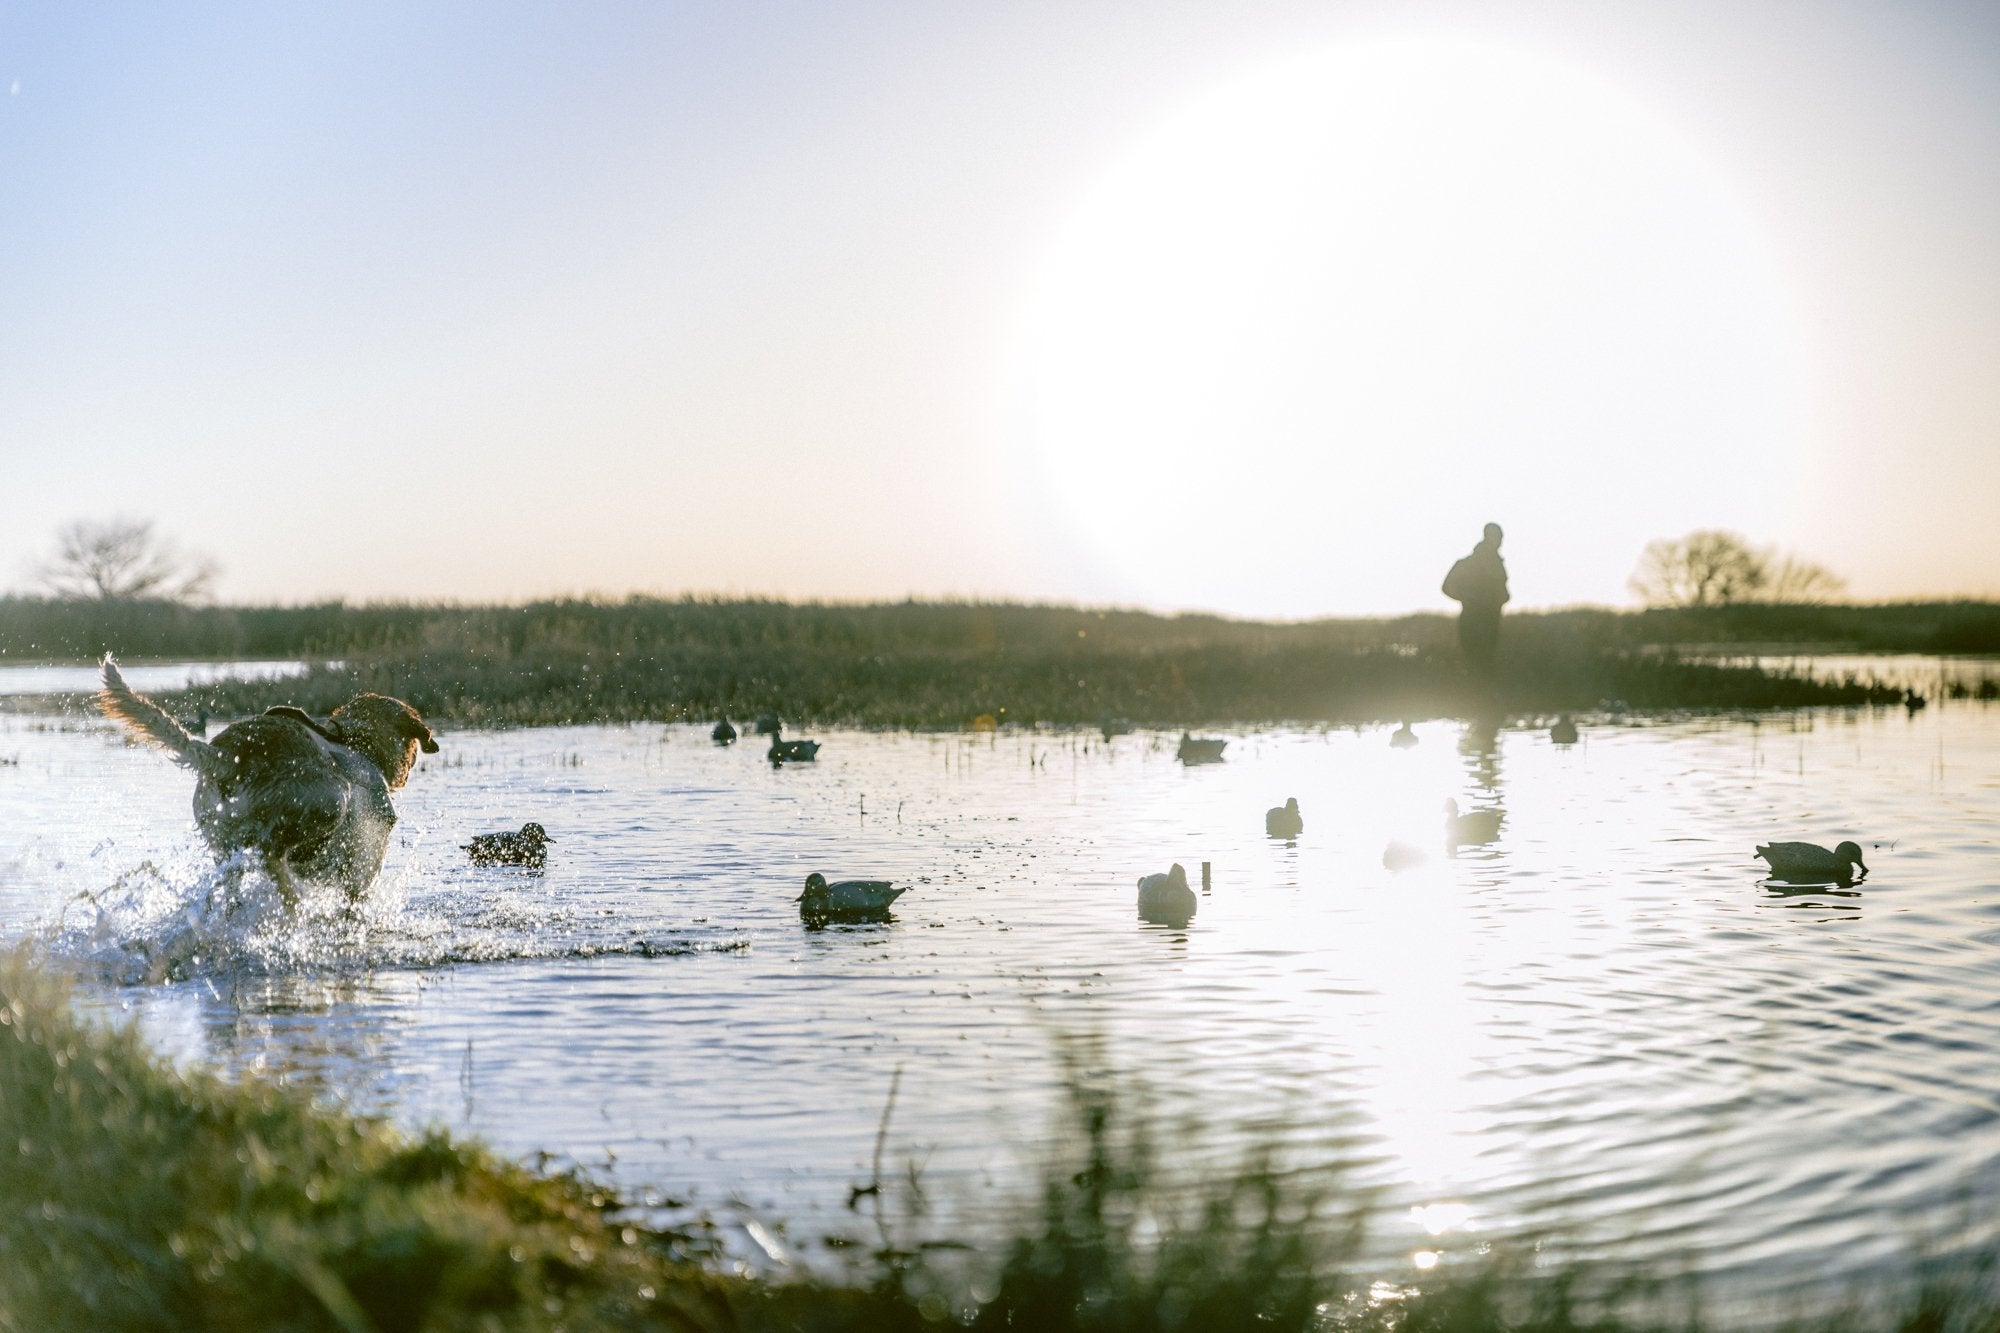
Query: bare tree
[
  {"left": 36, "top": 518, "right": 219, "bottom": 603},
  {"left": 1766, "top": 553, "right": 1848, "bottom": 603},
  {"left": 1629, "top": 530, "right": 1765, "bottom": 607},
  {"left": 1629, "top": 529, "right": 1844, "bottom": 607}
]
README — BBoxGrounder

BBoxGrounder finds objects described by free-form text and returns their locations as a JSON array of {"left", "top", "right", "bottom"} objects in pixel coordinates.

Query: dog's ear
[{"left": 401, "top": 710, "right": 440, "bottom": 754}]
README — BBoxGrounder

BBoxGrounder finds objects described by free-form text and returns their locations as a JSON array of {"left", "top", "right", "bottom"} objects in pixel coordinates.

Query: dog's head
[{"left": 327, "top": 694, "right": 439, "bottom": 789}]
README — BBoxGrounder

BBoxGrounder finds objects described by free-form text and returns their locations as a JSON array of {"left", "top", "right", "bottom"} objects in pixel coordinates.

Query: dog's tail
[{"left": 97, "top": 655, "right": 231, "bottom": 784}]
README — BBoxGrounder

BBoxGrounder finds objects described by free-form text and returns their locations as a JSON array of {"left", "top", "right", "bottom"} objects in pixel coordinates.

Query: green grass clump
[
  {"left": 0, "top": 947, "right": 748, "bottom": 1331},
  {"left": 959, "top": 1050, "right": 1353, "bottom": 1333}
]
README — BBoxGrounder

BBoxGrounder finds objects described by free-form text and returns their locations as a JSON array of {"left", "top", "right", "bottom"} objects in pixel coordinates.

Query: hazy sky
[{"left": 3, "top": 1, "right": 1996, "bottom": 617}]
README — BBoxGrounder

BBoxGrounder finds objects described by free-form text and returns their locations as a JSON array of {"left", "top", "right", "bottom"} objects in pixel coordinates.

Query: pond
[{"left": 1, "top": 684, "right": 1997, "bottom": 1316}]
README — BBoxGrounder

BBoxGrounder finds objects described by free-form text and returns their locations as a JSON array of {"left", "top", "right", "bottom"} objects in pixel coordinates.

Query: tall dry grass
[{"left": 4, "top": 595, "right": 1939, "bottom": 728}]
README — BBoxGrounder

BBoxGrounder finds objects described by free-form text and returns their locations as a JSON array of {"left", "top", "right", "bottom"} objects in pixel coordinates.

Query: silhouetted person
[{"left": 1442, "top": 523, "right": 1509, "bottom": 679}]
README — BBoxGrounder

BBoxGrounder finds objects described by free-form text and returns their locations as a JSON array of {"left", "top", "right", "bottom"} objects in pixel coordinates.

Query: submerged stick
[{"left": 845, "top": 1065, "right": 906, "bottom": 1258}]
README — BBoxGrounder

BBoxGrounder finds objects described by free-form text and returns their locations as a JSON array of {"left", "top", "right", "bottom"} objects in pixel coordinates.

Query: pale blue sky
[{"left": 4, "top": 1, "right": 1997, "bottom": 615}]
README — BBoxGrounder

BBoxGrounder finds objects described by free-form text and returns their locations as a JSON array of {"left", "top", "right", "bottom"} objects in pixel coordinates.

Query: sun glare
[{"left": 1023, "top": 37, "right": 1804, "bottom": 616}]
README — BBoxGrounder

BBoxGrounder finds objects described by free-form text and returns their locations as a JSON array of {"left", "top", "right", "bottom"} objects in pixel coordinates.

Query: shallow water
[
  {"left": 0, "top": 658, "right": 321, "bottom": 696},
  {"left": 1688, "top": 651, "right": 1999, "bottom": 694},
  {"left": 2, "top": 691, "right": 1998, "bottom": 1312}
]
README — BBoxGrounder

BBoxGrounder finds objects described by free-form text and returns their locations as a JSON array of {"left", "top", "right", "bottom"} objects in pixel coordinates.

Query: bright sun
[{"left": 1022, "top": 37, "right": 1804, "bottom": 617}]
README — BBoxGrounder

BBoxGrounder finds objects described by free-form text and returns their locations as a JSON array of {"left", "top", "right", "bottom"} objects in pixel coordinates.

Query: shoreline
[{"left": 2, "top": 943, "right": 1990, "bottom": 1331}]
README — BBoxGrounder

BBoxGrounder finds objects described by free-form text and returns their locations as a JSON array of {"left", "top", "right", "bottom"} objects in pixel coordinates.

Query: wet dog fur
[{"left": 96, "top": 655, "right": 438, "bottom": 902}]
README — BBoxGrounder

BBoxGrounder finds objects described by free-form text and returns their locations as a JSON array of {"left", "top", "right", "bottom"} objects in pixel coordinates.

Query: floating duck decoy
[
  {"left": 1137, "top": 863, "right": 1197, "bottom": 926},
  {"left": 1383, "top": 840, "right": 1427, "bottom": 871},
  {"left": 753, "top": 714, "right": 783, "bottom": 736},
  {"left": 1755, "top": 840, "right": 1868, "bottom": 884},
  {"left": 1444, "top": 798, "right": 1502, "bottom": 846},
  {"left": 1177, "top": 733, "right": 1227, "bottom": 764},
  {"left": 711, "top": 717, "right": 737, "bottom": 745},
  {"left": 798, "top": 872, "right": 906, "bottom": 924},
  {"left": 1904, "top": 690, "right": 1927, "bottom": 713},
  {"left": 1389, "top": 721, "right": 1418, "bottom": 749},
  {"left": 1550, "top": 714, "right": 1579, "bottom": 745},
  {"left": 1265, "top": 797, "right": 1303, "bottom": 839},
  {"left": 463, "top": 821, "right": 555, "bottom": 869},
  {"left": 769, "top": 736, "right": 821, "bottom": 764}
]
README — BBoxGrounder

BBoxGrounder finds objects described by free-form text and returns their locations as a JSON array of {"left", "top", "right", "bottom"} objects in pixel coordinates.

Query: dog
[{"left": 96, "top": 655, "right": 438, "bottom": 902}]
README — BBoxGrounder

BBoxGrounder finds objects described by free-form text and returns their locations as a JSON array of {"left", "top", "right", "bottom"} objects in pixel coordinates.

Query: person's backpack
[{"left": 1441, "top": 556, "right": 1474, "bottom": 603}]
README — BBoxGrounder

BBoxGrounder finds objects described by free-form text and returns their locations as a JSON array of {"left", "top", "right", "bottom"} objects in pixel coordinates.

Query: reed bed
[
  {"left": 5, "top": 595, "right": 2000, "bottom": 666},
  {"left": 1, "top": 596, "right": 1938, "bottom": 728}
]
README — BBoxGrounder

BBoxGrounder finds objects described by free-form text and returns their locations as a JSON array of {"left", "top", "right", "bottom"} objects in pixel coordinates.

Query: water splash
[{"left": 43, "top": 849, "right": 747, "bottom": 986}]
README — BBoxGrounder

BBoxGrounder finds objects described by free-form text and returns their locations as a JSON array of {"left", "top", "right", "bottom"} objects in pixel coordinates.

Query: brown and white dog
[{"left": 96, "top": 655, "right": 438, "bottom": 902}]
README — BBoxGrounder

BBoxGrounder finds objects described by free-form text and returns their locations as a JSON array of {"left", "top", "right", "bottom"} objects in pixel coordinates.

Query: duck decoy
[
  {"left": 1383, "top": 840, "right": 1427, "bottom": 871},
  {"left": 463, "top": 821, "right": 555, "bottom": 869},
  {"left": 1137, "top": 863, "right": 1197, "bottom": 926},
  {"left": 1755, "top": 840, "right": 1868, "bottom": 884},
  {"left": 1444, "top": 798, "right": 1501, "bottom": 846},
  {"left": 769, "top": 736, "right": 821, "bottom": 764},
  {"left": 1904, "top": 690, "right": 1927, "bottom": 713},
  {"left": 712, "top": 717, "right": 737, "bottom": 745},
  {"left": 1265, "top": 797, "right": 1303, "bottom": 839},
  {"left": 1389, "top": 721, "right": 1418, "bottom": 748},
  {"left": 753, "top": 714, "right": 783, "bottom": 736},
  {"left": 798, "top": 872, "right": 906, "bottom": 924},
  {"left": 1550, "top": 714, "right": 1579, "bottom": 745},
  {"left": 1177, "top": 733, "right": 1227, "bottom": 764}
]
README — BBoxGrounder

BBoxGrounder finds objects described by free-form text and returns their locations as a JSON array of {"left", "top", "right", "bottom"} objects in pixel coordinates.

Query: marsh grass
[
  {"left": 2, "top": 596, "right": 1939, "bottom": 728},
  {"left": 0, "top": 946, "right": 755, "bottom": 1331}
]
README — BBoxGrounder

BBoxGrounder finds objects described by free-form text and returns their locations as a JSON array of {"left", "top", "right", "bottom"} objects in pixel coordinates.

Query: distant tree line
[{"left": 1629, "top": 529, "right": 1845, "bottom": 607}]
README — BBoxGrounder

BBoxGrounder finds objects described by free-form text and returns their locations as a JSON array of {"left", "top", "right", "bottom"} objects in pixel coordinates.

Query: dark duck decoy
[
  {"left": 463, "top": 821, "right": 555, "bottom": 869},
  {"left": 1550, "top": 714, "right": 1579, "bottom": 744},
  {"left": 769, "top": 736, "right": 821, "bottom": 764},
  {"left": 1265, "top": 797, "right": 1304, "bottom": 839},
  {"left": 1756, "top": 840, "right": 1868, "bottom": 884},
  {"left": 1177, "top": 733, "right": 1227, "bottom": 764},
  {"left": 753, "top": 714, "right": 783, "bottom": 736},
  {"left": 1389, "top": 721, "right": 1418, "bottom": 748},
  {"left": 711, "top": 717, "right": 737, "bottom": 745},
  {"left": 798, "top": 872, "right": 906, "bottom": 924},
  {"left": 1137, "top": 863, "right": 1197, "bottom": 926}
]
